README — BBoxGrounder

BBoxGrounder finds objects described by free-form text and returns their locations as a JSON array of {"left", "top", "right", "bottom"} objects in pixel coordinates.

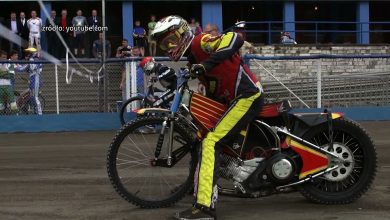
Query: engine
[
  {"left": 218, "top": 154, "right": 264, "bottom": 183},
  {"left": 265, "top": 153, "right": 298, "bottom": 185}
]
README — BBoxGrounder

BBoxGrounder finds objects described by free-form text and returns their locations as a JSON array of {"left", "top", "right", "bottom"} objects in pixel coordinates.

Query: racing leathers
[
  {"left": 188, "top": 32, "right": 263, "bottom": 211},
  {"left": 15, "top": 57, "right": 43, "bottom": 115}
]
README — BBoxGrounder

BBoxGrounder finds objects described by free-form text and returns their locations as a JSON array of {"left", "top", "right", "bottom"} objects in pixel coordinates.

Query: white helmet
[{"left": 151, "top": 15, "right": 194, "bottom": 61}]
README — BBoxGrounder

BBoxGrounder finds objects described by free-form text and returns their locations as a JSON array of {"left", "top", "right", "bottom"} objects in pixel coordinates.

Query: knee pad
[{"left": 0, "top": 103, "right": 4, "bottom": 111}]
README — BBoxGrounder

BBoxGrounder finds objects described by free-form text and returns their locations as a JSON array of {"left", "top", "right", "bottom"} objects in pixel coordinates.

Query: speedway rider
[
  {"left": 15, "top": 47, "right": 43, "bottom": 115},
  {"left": 150, "top": 16, "right": 263, "bottom": 220}
]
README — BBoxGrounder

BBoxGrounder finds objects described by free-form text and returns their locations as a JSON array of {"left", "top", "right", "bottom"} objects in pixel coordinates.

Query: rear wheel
[
  {"left": 107, "top": 116, "right": 197, "bottom": 208},
  {"left": 299, "top": 118, "right": 377, "bottom": 204},
  {"left": 120, "top": 96, "right": 147, "bottom": 125}
]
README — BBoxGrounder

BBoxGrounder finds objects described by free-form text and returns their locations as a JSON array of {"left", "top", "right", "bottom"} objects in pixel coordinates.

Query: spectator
[
  {"left": 45, "top": 10, "right": 60, "bottom": 58},
  {"left": 59, "top": 9, "right": 72, "bottom": 58},
  {"left": 27, "top": 10, "right": 42, "bottom": 50},
  {"left": 88, "top": 9, "right": 101, "bottom": 58},
  {"left": 280, "top": 32, "right": 297, "bottom": 45},
  {"left": 18, "top": 12, "right": 29, "bottom": 59},
  {"left": 72, "top": 10, "right": 88, "bottom": 57},
  {"left": 0, "top": 50, "right": 18, "bottom": 113},
  {"left": 92, "top": 32, "right": 111, "bottom": 59},
  {"left": 204, "top": 23, "right": 220, "bottom": 36},
  {"left": 6, "top": 12, "right": 20, "bottom": 53},
  {"left": 189, "top": 18, "right": 196, "bottom": 34},
  {"left": 8, "top": 50, "right": 19, "bottom": 89},
  {"left": 147, "top": 15, "right": 157, "bottom": 56},
  {"left": 120, "top": 46, "right": 144, "bottom": 100},
  {"left": 117, "top": 38, "right": 132, "bottom": 90},
  {"left": 116, "top": 38, "right": 132, "bottom": 58},
  {"left": 195, "top": 22, "right": 202, "bottom": 35},
  {"left": 133, "top": 20, "right": 146, "bottom": 56}
]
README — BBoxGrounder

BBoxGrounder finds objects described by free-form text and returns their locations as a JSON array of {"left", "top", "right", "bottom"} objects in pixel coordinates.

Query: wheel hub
[{"left": 324, "top": 143, "right": 354, "bottom": 181}]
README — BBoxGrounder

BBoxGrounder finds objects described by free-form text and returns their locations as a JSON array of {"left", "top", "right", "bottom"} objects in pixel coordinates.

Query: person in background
[
  {"left": 147, "top": 15, "right": 157, "bottom": 56},
  {"left": 8, "top": 50, "right": 19, "bottom": 89},
  {"left": 27, "top": 10, "right": 42, "bottom": 50},
  {"left": 0, "top": 50, "right": 18, "bottom": 113},
  {"left": 15, "top": 47, "right": 43, "bottom": 115},
  {"left": 92, "top": 32, "right": 111, "bottom": 59},
  {"left": 204, "top": 23, "right": 220, "bottom": 36},
  {"left": 45, "top": 10, "right": 60, "bottom": 58},
  {"left": 195, "top": 21, "right": 202, "bottom": 36},
  {"left": 133, "top": 20, "right": 146, "bottom": 56},
  {"left": 72, "top": 10, "right": 88, "bottom": 57},
  {"left": 88, "top": 9, "right": 100, "bottom": 58},
  {"left": 18, "top": 12, "right": 29, "bottom": 59},
  {"left": 280, "top": 32, "right": 297, "bottom": 45},
  {"left": 6, "top": 12, "right": 20, "bottom": 54},
  {"left": 59, "top": 9, "right": 72, "bottom": 58},
  {"left": 116, "top": 38, "right": 132, "bottom": 59},
  {"left": 189, "top": 18, "right": 197, "bottom": 35},
  {"left": 117, "top": 38, "right": 132, "bottom": 90},
  {"left": 119, "top": 46, "right": 142, "bottom": 101}
]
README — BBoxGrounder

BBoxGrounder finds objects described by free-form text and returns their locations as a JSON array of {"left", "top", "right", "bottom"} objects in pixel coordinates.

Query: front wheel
[
  {"left": 299, "top": 118, "right": 377, "bottom": 204},
  {"left": 107, "top": 116, "right": 197, "bottom": 208}
]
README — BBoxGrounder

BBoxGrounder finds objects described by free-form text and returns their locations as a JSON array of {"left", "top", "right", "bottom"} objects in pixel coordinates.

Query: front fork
[
  {"left": 167, "top": 114, "right": 175, "bottom": 166},
  {"left": 153, "top": 114, "right": 175, "bottom": 166}
]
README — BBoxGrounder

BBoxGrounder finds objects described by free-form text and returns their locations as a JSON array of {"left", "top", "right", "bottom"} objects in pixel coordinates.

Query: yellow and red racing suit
[{"left": 188, "top": 32, "right": 263, "bottom": 209}]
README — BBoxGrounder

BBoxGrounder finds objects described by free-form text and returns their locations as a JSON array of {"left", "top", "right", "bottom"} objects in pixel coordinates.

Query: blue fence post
[
  {"left": 357, "top": 1, "right": 369, "bottom": 44},
  {"left": 122, "top": 1, "right": 133, "bottom": 46},
  {"left": 283, "top": 1, "right": 295, "bottom": 39},
  {"left": 41, "top": 1, "right": 51, "bottom": 52},
  {"left": 201, "top": 1, "right": 223, "bottom": 32}
]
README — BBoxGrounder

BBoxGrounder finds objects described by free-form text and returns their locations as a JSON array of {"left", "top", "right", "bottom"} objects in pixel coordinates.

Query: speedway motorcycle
[{"left": 107, "top": 68, "right": 376, "bottom": 208}]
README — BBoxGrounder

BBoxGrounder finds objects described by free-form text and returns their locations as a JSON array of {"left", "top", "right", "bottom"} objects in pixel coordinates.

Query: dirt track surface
[{"left": 0, "top": 122, "right": 389, "bottom": 220}]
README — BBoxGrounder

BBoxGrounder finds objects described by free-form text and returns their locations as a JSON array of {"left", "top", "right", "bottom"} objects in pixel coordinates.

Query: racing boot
[{"left": 174, "top": 204, "right": 216, "bottom": 220}]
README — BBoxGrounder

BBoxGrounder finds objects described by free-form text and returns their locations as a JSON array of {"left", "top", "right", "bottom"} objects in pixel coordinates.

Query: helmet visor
[{"left": 157, "top": 31, "right": 181, "bottom": 51}]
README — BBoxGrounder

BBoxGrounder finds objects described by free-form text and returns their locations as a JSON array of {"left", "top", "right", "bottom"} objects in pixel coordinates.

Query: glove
[{"left": 190, "top": 64, "right": 206, "bottom": 78}]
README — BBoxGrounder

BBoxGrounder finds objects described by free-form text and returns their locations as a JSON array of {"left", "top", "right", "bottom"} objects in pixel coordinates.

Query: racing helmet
[
  {"left": 139, "top": 57, "right": 156, "bottom": 75},
  {"left": 151, "top": 15, "right": 194, "bottom": 61},
  {"left": 24, "top": 47, "right": 39, "bottom": 58}
]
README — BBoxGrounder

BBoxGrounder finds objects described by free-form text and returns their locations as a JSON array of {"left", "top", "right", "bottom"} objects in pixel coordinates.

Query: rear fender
[
  {"left": 136, "top": 108, "right": 171, "bottom": 116},
  {"left": 289, "top": 112, "right": 343, "bottom": 137}
]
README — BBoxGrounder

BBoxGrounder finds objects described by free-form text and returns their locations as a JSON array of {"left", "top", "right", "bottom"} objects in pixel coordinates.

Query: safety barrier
[
  {"left": 1, "top": 54, "right": 390, "bottom": 132},
  {"left": 245, "top": 54, "right": 390, "bottom": 109}
]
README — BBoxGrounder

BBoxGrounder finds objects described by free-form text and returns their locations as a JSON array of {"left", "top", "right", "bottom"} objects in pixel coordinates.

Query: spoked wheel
[
  {"left": 120, "top": 96, "right": 148, "bottom": 125},
  {"left": 300, "top": 118, "right": 377, "bottom": 204},
  {"left": 107, "top": 116, "right": 197, "bottom": 208}
]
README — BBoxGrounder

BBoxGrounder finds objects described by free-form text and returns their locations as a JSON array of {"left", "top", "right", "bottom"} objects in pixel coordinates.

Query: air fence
[{"left": 0, "top": 55, "right": 390, "bottom": 116}]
